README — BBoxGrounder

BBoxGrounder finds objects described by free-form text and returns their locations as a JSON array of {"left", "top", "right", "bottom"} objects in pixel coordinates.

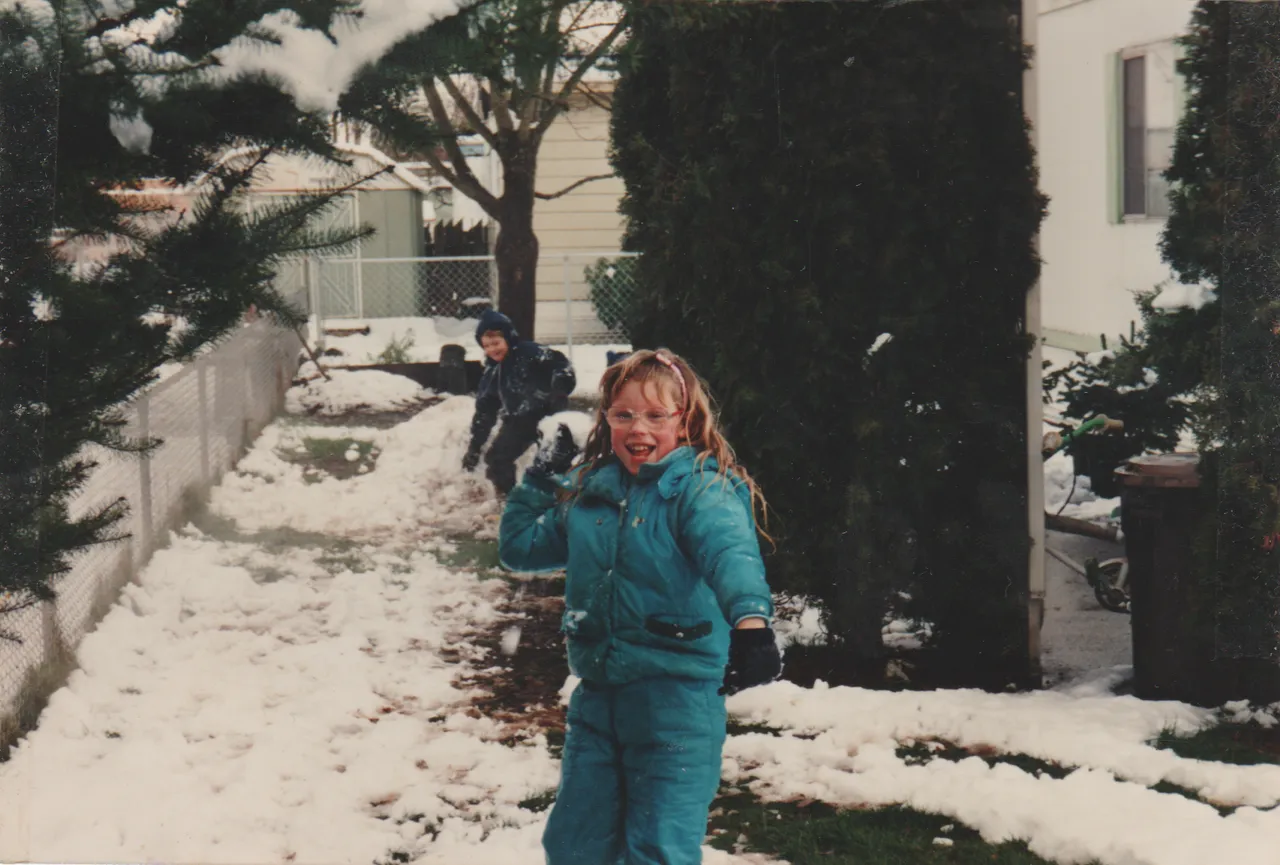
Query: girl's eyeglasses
[{"left": 605, "top": 409, "right": 682, "bottom": 429}]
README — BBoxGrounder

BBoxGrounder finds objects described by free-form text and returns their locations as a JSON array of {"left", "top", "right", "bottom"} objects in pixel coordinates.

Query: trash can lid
[{"left": 1114, "top": 453, "right": 1201, "bottom": 488}]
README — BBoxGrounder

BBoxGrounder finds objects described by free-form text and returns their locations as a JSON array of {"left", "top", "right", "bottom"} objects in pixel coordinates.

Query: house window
[{"left": 1120, "top": 44, "right": 1177, "bottom": 219}]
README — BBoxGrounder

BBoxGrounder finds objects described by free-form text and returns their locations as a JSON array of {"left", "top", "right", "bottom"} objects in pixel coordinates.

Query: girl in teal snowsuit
[{"left": 499, "top": 349, "right": 783, "bottom": 865}]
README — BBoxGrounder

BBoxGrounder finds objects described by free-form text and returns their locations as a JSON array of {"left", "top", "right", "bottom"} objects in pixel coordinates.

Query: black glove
[
  {"left": 525, "top": 423, "right": 580, "bottom": 481},
  {"left": 462, "top": 448, "right": 481, "bottom": 472},
  {"left": 722, "top": 626, "right": 783, "bottom": 695}
]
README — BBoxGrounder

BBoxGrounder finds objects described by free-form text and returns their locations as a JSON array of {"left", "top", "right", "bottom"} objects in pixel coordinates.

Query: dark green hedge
[{"left": 611, "top": 0, "right": 1045, "bottom": 683}]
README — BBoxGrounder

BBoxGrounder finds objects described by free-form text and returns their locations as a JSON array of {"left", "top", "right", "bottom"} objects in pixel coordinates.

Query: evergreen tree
[
  {"left": 339, "top": 0, "right": 629, "bottom": 340},
  {"left": 612, "top": 0, "right": 1043, "bottom": 684},
  {"left": 0, "top": 0, "right": 365, "bottom": 628},
  {"left": 1203, "top": 2, "right": 1280, "bottom": 669}
]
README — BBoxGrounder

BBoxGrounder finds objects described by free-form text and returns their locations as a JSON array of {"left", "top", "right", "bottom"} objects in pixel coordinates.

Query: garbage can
[
  {"left": 438, "top": 344, "right": 469, "bottom": 396},
  {"left": 1115, "top": 453, "right": 1214, "bottom": 703}
]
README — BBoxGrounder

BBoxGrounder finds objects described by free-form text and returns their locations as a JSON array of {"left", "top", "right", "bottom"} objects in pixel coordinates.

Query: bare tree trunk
[{"left": 495, "top": 146, "right": 539, "bottom": 340}]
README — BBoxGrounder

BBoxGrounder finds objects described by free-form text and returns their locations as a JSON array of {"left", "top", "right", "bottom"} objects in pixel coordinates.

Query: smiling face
[
  {"left": 480, "top": 331, "right": 509, "bottom": 363},
  {"left": 609, "top": 380, "right": 684, "bottom": 474}
]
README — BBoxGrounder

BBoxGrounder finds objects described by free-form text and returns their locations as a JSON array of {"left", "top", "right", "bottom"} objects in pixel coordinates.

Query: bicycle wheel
[{"left": 1093, "top": 559, "right": 1130, "bottom": 614}]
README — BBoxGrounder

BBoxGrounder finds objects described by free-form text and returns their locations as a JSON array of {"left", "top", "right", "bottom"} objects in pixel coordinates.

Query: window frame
[{"left": 1114, "top": 42, "right": 1178, "bottom": 223}]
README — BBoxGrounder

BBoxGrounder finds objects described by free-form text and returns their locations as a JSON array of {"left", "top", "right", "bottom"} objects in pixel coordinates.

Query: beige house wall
[{"left": 533, "top": 89, "right": 626, "bottom": 303}]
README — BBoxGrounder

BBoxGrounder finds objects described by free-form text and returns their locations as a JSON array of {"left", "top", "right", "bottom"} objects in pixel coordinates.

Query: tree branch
[
  {"left": 560, "top": 0, "right": 597, "bottom": 38},
  {"left": 540, "top": 14, "right": 628, "bottom": 129},
  {"left": 489, "top": 77, "right": 516, "bottom": 133},
  {"left": 442, "top": 75, "right": 501, "bottom": 152},
  {"left": 422, "top": 80, "right": 501, "bottom": 216},
  {"left": 418, "top": 148, "right": 501, "bottom": 220},
  {"left": 576, "top": 80, "right": 614, "bottom": 112},
  {"left": 536, "top": 173, "right": 615, "bottom": 200},
  {"left": 540, "top": 0, "right": 577, "bottom": 114}
]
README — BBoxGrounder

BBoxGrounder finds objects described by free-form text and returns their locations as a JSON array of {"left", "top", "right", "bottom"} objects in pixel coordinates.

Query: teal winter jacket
[{"left": 498, "top": 446, "right": 774, "bottom": 686}]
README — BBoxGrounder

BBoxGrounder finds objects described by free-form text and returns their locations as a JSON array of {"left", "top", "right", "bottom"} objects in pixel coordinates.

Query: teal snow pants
[{"left": 543, "top": 676, "right": 727, "bottom": 865}]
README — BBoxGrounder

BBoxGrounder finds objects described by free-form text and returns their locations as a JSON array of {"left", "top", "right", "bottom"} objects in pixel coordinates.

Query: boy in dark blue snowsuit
[{"left": 463, "top": 310, "right": 576, "bottom": 495}]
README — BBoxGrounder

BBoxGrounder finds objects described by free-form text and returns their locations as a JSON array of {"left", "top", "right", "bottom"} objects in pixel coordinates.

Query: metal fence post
[
  {"left": 197, "top": 360, "right": 211, "bottom": 487},
  {"left": 137, "top": 394, "right": 153, "bottom": 563},
  {"left": 563, "top": 253, "right": 574, "bottom": 365},
  {"left": 306, "top": 255, "right": 325, "bottom": 353}
]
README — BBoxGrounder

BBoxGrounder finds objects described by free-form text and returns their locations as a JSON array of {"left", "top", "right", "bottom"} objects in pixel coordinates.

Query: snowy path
[
  {"left": 0, "top": 391, "right": 778, "bottom": 865},
  {"left": 0, "top": 533, "right": 559, "bottom": 863}
]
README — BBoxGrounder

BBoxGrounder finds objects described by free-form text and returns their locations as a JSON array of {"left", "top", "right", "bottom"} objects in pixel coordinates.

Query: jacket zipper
[{"left": 606, "top": 493, "right": 627, "bottom": 662}]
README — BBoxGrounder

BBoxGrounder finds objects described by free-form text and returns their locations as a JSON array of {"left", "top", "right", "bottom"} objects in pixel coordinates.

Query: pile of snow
[
  {"left": 772, "top": 595, "right": 827, "bottom": 649},
  {"left": 0, "top": 531, "right": 554, "bottom": 864},
  {"left": 881, "top": 618, "right": 933, "bottom": 651},
  {"left": 286, "top": 369, "right": 433, "bottom": 417},
  {"left": 724, "top": 682, "right": 1280, "bottom": 865},
  {"left": 1044, "top": 451, "right": 1120, "bottom": 524},
  {"left": 214, "top": 394, "right": 598, "bottom": 541},
  {"left": 212, "top": 397, "right": 503, "bottom": 540},
  {"left": 537, "top": 410, "right": 597, "bottom": 451},
  {"left": 1152, "top": 281, "right": 1216, "bottom": 313}
]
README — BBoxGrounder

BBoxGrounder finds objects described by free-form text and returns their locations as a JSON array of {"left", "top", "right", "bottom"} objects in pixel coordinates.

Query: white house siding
[
  {"left": 1036, "top": 0, "right": 1197, "bottom": 350},
  {"left": 532, "top": 90, "right": 628, "bottom": 343}
]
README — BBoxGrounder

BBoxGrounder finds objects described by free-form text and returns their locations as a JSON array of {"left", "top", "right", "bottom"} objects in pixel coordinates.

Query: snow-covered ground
[
  {"left": 726, "top": 684, "right": 1280, "bottom": 865},
  {"left": 311, "top": 315, "right": 627, "bottom": 397},
  {"left": 316, "top": 316, "right": 485, "bottom": 365},
  {"left": 2, "top": 369, "right": 1273, "bottom": 865},
  {"left": 287, "top": 368, "right": 435, "bottom": 417}
]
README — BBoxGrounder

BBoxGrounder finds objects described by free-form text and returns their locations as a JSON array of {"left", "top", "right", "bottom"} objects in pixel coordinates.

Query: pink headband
[{"left": 653, "top": 351, "right": 688, "bottom": 408}]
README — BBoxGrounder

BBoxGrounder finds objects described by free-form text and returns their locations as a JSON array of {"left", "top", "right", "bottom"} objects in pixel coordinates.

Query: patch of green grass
[
  {"left": 707, "top": 789, "right": 1076, "bottom": 865},
  {"left": 435, "top": 536, "right": 505, "bottom": 578},
  {"left": 316, "top": 551, "right": 375, "bottom": 574},
  {"left": 900, "top": 737, "right": 1239, "bottom": 815},
  {"left": 518, "top": 790, "right": 557, "bottom": 813},
  {"left": 545, "top": 726, "right": 565, "bottom": 760},
  {"left": 1154, "top": 723, "right": 1280, "bottom": 767},
  {"left": 727, "top": 720, "right": 785, "bottom": 738},
  {"left": 896, "top": 741, "right": 1071, "bottom": 781},
  {"left": 301, "top": 437, "right": 375, "bottom": 462},
  {"left": 189, "top": 510, "right": 360, "bottom": 554},
  {"left": 1149, "top": 781, "right": 1235, "bottom": 816}
]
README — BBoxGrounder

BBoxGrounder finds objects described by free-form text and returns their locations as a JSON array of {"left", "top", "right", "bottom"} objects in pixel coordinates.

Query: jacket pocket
[
  {"left": 562, "top": 607, "right": 603, "bottom": 642},
  {"left": 644, "top": 614, "right": 712, "bottom": 642}
]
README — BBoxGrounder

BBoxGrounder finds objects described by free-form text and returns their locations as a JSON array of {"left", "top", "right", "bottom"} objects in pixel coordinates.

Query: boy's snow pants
[
  {"left": 543, "top": 676, "right": 726, "bottom": 865},
  {"left": 484, "top": 415, "right": 541, "bottom": 495}
]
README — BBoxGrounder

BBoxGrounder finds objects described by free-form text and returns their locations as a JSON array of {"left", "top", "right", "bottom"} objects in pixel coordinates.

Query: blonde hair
[{"left": 573, "top": 349, "right": 773, "bottom": 545}]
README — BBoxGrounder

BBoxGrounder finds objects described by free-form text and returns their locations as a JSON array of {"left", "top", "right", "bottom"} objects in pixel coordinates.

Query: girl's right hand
[{"left": 722, "top": 626, "right": 783, "bottom": 694}]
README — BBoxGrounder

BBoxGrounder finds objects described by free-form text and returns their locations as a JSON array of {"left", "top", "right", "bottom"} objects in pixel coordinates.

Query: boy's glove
[
  {"left": 722, "top": 627, "right": 783, "bottom": 695},
  {"left": 462, "top": 447, "right": 481, "bottom": 472},
  {"left": 525, "top": 423, "right": 580, "bottom": 481}
]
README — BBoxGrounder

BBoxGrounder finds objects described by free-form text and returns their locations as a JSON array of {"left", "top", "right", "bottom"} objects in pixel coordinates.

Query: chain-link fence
[
  {"left": 308, "top": 251, "right": 640, "bottom": 353},
  {"left": 0, "top": 322, "right": 301, "bottom": 751},
  {"left": 313, "top": 255, "right": 498, "bottom": 321}
]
